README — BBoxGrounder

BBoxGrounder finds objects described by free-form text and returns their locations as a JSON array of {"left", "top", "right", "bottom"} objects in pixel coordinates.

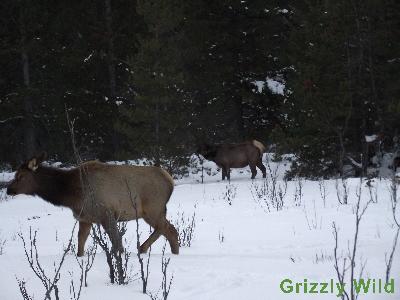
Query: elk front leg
[{"left": 78, "top": 221, "right": 92, "bottom": 257}]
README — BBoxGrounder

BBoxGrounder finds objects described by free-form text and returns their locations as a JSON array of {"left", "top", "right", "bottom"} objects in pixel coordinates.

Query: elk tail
[{"left": 252, "top": 140, "right": 266, "bottom": 158}]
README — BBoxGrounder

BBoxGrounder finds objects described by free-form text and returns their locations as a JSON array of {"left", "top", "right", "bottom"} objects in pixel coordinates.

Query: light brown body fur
[{"left": 7, "top": 156, "right": 179, "bottom": 256}]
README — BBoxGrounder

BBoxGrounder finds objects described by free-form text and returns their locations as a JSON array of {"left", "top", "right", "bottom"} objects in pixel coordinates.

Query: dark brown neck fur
[
  {"left": 201, "top": 144, "right": 218, "bottom": 161},
  {"left": 34, "top": 165, "right": 82, "bottom": 208}
]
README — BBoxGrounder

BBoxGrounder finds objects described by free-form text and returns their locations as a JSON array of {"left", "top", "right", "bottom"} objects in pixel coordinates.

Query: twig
[
  {"left": 385, "top": 227, "right": 400, "bottom": 284},
  {"left": 332, "top": 222, "right": 350, "bottom": 300},
  {"left": 17, "top": 223, "right": 77, "bottom": 300},
  {"left": 0, "top": 115, "right": 24, "bottom": 124},
  {"left": 385, "top": 171, "right": 400, "bottom": 283},
  {"left": 125, "top": 179, "right": 150, "bottom": 293}
]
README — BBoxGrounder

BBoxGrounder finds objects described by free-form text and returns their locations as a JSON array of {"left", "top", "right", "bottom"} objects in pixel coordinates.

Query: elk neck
[
  {"left": 34, "top": 165, "right": 82, "bottom": 208},
  {"left": 203, "top": 146, "right": 218, "bottom": 161}
]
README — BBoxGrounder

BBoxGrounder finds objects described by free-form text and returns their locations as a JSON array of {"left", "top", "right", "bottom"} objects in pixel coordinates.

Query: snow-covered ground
[{"left": 0, "top": 155, "right": 399, "bottom": 300}]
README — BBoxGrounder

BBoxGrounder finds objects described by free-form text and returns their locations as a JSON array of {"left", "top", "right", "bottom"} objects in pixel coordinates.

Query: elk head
[
  {"left": 7, "top": 153, "right": 47, "bottom": 196},
  {"left": 196, "top": 143, "right": 217, "bottom": 160}
]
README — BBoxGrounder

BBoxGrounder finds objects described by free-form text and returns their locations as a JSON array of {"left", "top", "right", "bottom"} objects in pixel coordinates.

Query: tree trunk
[
  {"left": 105, "top": 0, "right": 117, "bottom": 100},
  {"left": 154, "top": 100, "right": 161, "bottom": 167},
  {"left": 104, "top": 0, "right": 119, "bottom": 155},
  {"left": 19, "top": 4, "right": 36, "bottom": 159},
  {"left": 234, "top": 95, "right": 245, "bottom": 140}
]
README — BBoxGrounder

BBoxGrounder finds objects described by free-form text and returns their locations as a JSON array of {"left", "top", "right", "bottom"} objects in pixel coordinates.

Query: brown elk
[
  {"left": 197, "top": 140, "right": 267, "bottom": 180},
  {"left": 6, "top": 153, "right": 179, "bottom": 256}
]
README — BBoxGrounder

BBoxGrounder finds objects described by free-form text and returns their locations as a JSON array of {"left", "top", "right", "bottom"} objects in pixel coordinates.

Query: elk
[
  {"left": 7, "top": 153, "right": 179, "bottom": 256},
  {"left": 197, "top": 140, "right": 267, "bottom": 180}
]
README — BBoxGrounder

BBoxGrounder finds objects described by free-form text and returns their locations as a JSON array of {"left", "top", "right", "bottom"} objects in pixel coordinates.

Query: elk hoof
[{"left": 77, "top": 250, "right": 84, "bottom": 257}]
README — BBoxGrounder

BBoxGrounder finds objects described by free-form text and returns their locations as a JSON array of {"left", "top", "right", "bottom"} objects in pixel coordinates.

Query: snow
[
  {"left": 365, "top": 135, "right": 379, "bottom": 143},
  {"left": 266, "top": 78, "right": 285, "bottom": 95},
  {"left": 83, "top": 52, "right": 94, "bottom": 63},
  {"left": 277, "top": 9, "right": 289, "bottom": 14},
  {"left": 0, "top": 154, "right": 399, "bottom": 299},
  {"left": 252, "top": 78, "right": 285, "bottom": 95},
  {"left": 252, "top": 80, "right": 265, "bottom": 93}
]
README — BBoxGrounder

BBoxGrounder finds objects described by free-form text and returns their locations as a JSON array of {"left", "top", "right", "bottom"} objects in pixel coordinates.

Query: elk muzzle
[{"left": 6, "top": 182, "right": 16, "bottom": 195}]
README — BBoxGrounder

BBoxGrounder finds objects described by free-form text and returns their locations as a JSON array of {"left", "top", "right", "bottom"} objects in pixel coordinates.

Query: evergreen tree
[
  {"left": 282, "top": 0, "right": 400, "bottom": 178},
  {"left": 117, "top": 0, "right": 189, "bottom": 168},
  {"left": 182, "top": 0, "right": 289, "bottom": 144}
]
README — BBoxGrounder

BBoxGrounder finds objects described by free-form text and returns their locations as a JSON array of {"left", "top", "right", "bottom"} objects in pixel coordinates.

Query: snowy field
[{"left": 0, "top": 155, "right": 399, "bottom": 300}]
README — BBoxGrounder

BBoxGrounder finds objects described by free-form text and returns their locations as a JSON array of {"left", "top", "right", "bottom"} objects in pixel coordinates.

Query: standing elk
[
  {"left": 6, "top": 153, "right": 179, "bottom": 256},
  {"left": 197, "top": 140, "right": 267, "bottom": 180}
]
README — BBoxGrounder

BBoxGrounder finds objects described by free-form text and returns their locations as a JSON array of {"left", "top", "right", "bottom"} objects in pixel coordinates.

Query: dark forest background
[{"left": 0, "top": 0, "right": 399, "bottom": 178}]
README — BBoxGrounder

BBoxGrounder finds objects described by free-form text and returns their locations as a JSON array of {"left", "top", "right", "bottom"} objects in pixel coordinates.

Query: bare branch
[
  {"left": 318, "top": 178, "right": 328, "bottom": 208},
  {"left": 385, "top": 171, "right": 400, "bottom": 284},
  {"left": 16, "top": 277, "right": 34, "bottom": 300},
  {"left": 174, "top": 208, "right": 196, "bottom": 247},
  {"left": 91, "top": 220, "right": 130, "bottom": 285},
  {"left": 74, "top": 242, "right": 97, "bottom": 288},
  {"left": 0, "top": 115, "right": 24, "bottom": 124},
  {"left": 125, "top": 179, "right": 151, "bottom": 293},
  {"left": 161, "top": 243, "right": 174, "bottom": 300},
  {"left": 332, "top": 222, "right": 350, "bottom": 300},
  {"left": 17, "top": 223, "right": 77, "bottom": 300},
  {"left": 333, "top": 178, "right": 373, "bottom": 300},
  {"left": 385, "top": 227, "right": 400, "bottom": 284},
  {"left": 149, "top": 243, "right": 174, "bottom": 300}
]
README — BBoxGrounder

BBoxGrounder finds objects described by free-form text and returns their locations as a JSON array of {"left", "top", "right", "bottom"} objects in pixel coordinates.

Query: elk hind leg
[
  {"left": 138, "top": 221, "right": 161, "bottom": 254},
  {"left": 139, "top": 214, "right": 164, "bottom": 253},
  {"left": 257, "top": 160, "right": 266, "bottom": 178},
  {"left": 160, "top": 219, "right": 179, "bottom": 254},
  {"left": 140, "top": 216, "right": 179, "bottom": 255}
]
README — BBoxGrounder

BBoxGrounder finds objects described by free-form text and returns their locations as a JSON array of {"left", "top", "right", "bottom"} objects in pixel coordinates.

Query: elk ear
[
  {"left": 27, "top": 158, "right": 39, "bottom": 171},
  {"left": 37, "top": 151, "right": 47, "bottom": 163}
]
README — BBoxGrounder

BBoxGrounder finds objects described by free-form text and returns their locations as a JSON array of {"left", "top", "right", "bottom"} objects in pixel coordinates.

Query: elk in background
[{"left": 197, "top": 140, "right": 266, "bottom": 180}]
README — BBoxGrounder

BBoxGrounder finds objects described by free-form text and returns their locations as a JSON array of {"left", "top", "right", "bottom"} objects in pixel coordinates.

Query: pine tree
[
  {"left": 282, "top": 0, "right": 400, "bottom": 178},
  {"left": 117, "top": 0, "right": 189, "bottom": 168},
  {"left": 182, "top": 0, "right": 289, "bottom": 144}
]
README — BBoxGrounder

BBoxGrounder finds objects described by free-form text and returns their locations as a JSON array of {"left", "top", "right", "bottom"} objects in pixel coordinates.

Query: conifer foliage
[{"left": 0, "top": 0, "right": 398, "bottom": 177}]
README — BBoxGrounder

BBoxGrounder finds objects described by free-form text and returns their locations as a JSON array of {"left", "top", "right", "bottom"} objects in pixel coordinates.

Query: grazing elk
[
  {"left": 197, "top": 140, "right": 267, "bottom": 180},
  {"left": 6, "top": 153, "right": 179, "bottom": 256}
]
